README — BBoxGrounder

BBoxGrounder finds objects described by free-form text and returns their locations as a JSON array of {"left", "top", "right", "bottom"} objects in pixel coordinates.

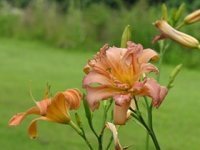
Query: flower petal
[
  {"left": 28, "top": 117, "right": 51, "bottom": 139},
  {"left": 83, "top": 71, "right": 113, "bottom": 87},
  {"left": 85, "top": 86, "right": 121, "bottom": 111},
  {"left": 114, "top": 101, "right": 131, "bottom": 125},
  {"left": 45, "top": 94, "right": 71, "bottom": 124},
  {"left": 35, "top": 98, "right": 51, "bottom": 115},
  {"left": 143, "top": 78, "right": 168, "bottom": 107},
  {"left": 9, "top": 107, "right": 40, "bottom": 126},
  {"left": 62, "top": 89, "right": 82, "bottom": 110},
  {"left": 139, "top": 48, "right": 159, "bottom": 63},
  {"left": 106, "top": 122, "right": 122, "bottom": 150},
  {"left": 141, "top": 63, "right": 159, "bottom": 74}
]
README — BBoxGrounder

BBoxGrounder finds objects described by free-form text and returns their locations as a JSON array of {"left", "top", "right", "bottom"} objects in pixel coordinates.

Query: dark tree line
[{"left": 1, "top": 0, "right": 199, "bottom": 10}]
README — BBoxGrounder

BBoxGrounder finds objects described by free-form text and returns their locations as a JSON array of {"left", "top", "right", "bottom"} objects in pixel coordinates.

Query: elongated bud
[
  {"left": 161, "top": 3, "right": 168, "bottom": 20},
  {"left": 121, "top": 25, "right": 131, "bottom": 48},
  {"left": 167, "top": 64, "right": 182, "bottom": 89},
  {"left": 184, "top": 9, "right": 200, "bottom": 24},
  {"left": 155, "top": 20, "right": 200, "bottom": 48},
  {"left": 75, "top": 113, "right": 82, "bottom": 128},
  {"left": 83, "top": 97, "right": 93, "bottom": 127},
  {"left": 174, "top": 3, "right": 185, "bottom": 22}
]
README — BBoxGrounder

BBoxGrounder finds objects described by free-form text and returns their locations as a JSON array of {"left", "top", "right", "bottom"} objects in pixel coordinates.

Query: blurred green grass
[{"left": 1, "top": 38, "right": 200, "bottom": 150}]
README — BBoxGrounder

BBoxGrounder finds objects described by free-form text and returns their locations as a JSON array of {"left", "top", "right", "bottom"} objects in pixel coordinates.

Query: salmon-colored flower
[
  {"left": 9, "top": 89, "right": 82, "bottom": 138},
  {"left": 153, "top": 20, "right": 200, "bottom": 48},
  {"left": 83, "top": 41, "right": 168, "bottom": 125}
]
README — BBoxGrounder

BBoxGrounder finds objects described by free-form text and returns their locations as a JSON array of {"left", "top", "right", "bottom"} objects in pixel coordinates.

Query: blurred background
[{"left": 1, "top": 0, "right": 200, "bottom": 149}]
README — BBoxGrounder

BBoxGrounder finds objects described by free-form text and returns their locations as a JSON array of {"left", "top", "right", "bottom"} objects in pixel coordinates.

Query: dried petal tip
[
  {"left": 106, "top": 122, "right": 122, "bottom": 150},
  {"left": 184, "top": 9, "right": 200, "bottom": 24}
]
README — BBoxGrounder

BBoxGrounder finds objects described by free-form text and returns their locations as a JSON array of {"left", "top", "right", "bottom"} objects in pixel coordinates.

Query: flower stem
[
  {"left": 176, "top": 22, "right": 185, "bottom": 29},
  {"left": 69, "top": 121, "right": 94, "bottom": 150},
  {"left": 105, "top": 135, "right": 113, "bottom": 150},
  {"left": 98, "top": 100, "right": 113, "bottom": 150},
  {"left": 131, "top": 99, "right": 160, "bottom": 150}
]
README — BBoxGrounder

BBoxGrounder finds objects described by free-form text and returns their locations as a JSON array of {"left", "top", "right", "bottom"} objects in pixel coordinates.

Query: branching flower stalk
[
  {"left": 130, "top": 98, "right": 161, "bottom": 150},
  {"left": 69, "top": 121, "right": 94, "bottom": 150}
]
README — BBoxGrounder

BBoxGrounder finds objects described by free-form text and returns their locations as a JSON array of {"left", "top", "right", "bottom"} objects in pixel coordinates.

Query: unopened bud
[
  {"left": 121, "top": 25, "right": 131, "bottom": 48},
  {"left": 184, "top": 9, "right": 200, "bottom": 24},
  {"left": 161, "top": 3, "right": 168, "bottom": 20},
  {"left": 174, "top": 3, "right": 185, "bottom": 22},
  {"left": 167, "top": 64, "right": 183, "bottom": 89},
  {"left": 75, "top": 113, "right": 82, "bottom": 128},
  {"left": 155, "top": 20, "right": 200, "bottom": 48}
]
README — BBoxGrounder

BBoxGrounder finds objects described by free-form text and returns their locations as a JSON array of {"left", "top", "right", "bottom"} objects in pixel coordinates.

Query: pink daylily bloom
[
  {"left": 9, "top": 89, "right": 82, "bottom": 138},
  {"left": 83, "top": 41, "right": 168, "bottom": 125}
]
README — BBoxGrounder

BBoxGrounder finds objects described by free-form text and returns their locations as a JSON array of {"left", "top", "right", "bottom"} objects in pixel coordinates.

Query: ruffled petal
[
  {"left": 85, "top": 86, "right": 121, "bottom": 110},
  {"left": 106, "top": 122, "right": 122, "bottom": 150},
  {"left": 141, "top": 63, "right": 159, "bottom": 74},
  {"left": 61, "top": 89, "right": 82, "bottom": 110},
  {"left": 113, "top": 94, "right": 131, "bottom": 106},
  {"left": 142, "top": 78, "right": 168, "bottom": 107},
  {"left": 139, "top": 48, "right": 159, "bottom": 63},
  {"left": 83, "top": 71, "right": 112, "bottom": 87}
]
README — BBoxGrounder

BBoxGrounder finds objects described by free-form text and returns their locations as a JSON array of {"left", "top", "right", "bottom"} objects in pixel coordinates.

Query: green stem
[
  {"left": 98, "top": 100, "right": 113, "bottom": 150},
  {"left": 69, "top": 121, "right": 94, "bottom": 150},
  {"left": 131, "top": 99, "right": 160, "bottom": 150},
  {"left": 144, "top": 97, "right": 152, "bottom": 150},
  {"left": 176, "top": 22, "right": 185, "bottom": 29},
  {"left": 105, "top": 135, "right": 113, "bottom": 150},
  {"left": 131, "top": 112, "right": 160, "bottom": 150}
]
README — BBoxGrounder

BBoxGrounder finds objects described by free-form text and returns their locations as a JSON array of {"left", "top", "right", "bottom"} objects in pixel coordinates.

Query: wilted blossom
[
  {"left": 83, "top": 41, "right": 168, "bottom": 125},
  {"left": 153, "top": 20, "right": 200, "bottom": 49},
  {"left": 9, "top": 89, "right": 82, "bottom": 138},
  {"left": 106, "top": 122, "right": 122, "bottom": 150}
]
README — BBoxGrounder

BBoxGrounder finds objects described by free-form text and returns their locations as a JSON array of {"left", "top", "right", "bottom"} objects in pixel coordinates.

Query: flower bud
[
  {"left": 161, "top": 3, "right": 168, "bottom": 20},
  {"left": 184, "top": 9, "right": 200, "bottom": 24},
  {"left": 155, "top": 20, "right": 200, "bottom": 48},
  {"left": 167, "top": 64, "right": 182, "bottom": 89},
  {"left": 121, "top": 25, "right": 131, "bottom": 48},
  {"left": 174, "top": 3, "right": 185, "bottom": 22}
]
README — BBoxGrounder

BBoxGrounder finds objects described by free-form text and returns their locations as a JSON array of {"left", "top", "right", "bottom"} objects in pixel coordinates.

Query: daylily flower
[
  {"left": 153, "top": 20, "right": 200, "bottom": 48},
  {"left": 83, "top": 41, "right": 168, "bottom": 125},
  {"left": 9, "top": 89, "right": 82, "bottom": 138}
]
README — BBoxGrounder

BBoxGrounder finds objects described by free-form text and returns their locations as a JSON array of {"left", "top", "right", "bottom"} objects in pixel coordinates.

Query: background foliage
[{"left": 0, "top": 0, "right": 199, "bottom": 68}]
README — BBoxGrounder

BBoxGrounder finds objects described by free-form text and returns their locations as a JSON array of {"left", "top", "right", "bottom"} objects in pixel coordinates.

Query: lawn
[{"left": 1, "top": 38, "right": 200, "bottom": 150}]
